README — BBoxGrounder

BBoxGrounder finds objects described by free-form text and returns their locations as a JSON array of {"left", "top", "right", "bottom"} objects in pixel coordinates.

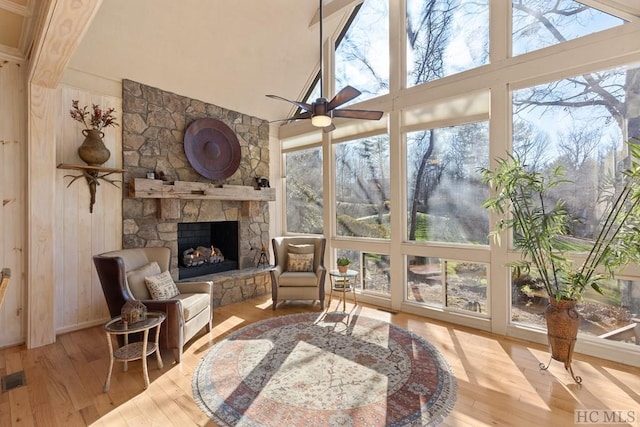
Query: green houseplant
[
  {"left": 337, "top": 257, "right": 351, "bottom": 273},
  {"left": 481, "top": 139, "right": 640, "bottom": 382}
]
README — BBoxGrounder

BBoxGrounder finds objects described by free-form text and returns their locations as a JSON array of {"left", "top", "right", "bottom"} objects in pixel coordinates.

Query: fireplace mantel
[
  {"left": 129, "top": 178, "right": 275, "bottom": 201},
  {"left": 129, "top": 178, "right": 275, "bottom": 220}
]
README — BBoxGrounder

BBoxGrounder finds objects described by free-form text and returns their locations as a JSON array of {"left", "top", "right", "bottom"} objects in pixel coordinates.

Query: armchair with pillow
[
  {"left": 93, "top": 247, "right": 213, "bottom": 363},
  {"left": 270, "top": 236, "right": 326, "bottom": 310}
]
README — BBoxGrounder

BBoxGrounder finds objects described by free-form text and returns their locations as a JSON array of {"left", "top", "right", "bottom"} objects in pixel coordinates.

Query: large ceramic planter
[
  {"left": 541, "top": 297, "right": 582, "bottom": 382},
  {"left": 78, "top": 129, "right": 110, "bottom": 166}
]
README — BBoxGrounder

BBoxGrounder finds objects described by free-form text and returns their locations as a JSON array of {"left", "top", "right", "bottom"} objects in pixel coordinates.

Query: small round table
[
  {"left": 103, "top": 311, "right": 165, "bottom": 392},
  {"left": 328, "top": 269, "right": 358, "bottom": 312}
]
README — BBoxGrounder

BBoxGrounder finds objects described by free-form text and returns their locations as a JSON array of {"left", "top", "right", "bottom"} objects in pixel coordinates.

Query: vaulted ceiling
[
  {"left": 2, "top": 0, "right": 639, "bottom": 123},
  {"left": 68, "top": 0, "right": 355, "bottom": 123}
]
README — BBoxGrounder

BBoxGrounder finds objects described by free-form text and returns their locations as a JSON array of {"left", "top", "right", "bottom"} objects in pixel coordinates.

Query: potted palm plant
[{"left": 481, "top": 139, "right": 640, "bottom": 383}]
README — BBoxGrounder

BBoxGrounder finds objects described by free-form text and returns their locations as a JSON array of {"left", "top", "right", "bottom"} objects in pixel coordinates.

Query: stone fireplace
[{"left": 121, "top": 79, "right": 271, "bottom": 281}]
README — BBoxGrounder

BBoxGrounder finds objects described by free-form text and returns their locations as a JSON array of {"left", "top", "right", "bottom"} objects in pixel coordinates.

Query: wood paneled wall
[
  {"left": 0, "top": 59, "right": 123, "bottom": 349},
  {"left": 54, "top": 85, "right": 122, "bottom": 333},
  {"left": 0, "top": 60, "right": 26, "bottom": 346},
  {"left": 25, "top": 0, "right": 104, "bottom": 348}
]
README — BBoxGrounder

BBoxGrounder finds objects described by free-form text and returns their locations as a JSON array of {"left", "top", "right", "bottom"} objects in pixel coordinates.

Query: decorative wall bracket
[{"left": 57, "top": 163, "right": 125, "bottom": 213}]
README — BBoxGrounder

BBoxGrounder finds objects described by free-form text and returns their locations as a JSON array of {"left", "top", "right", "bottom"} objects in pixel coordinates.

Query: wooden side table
[
  {"left": 103, "top": 311, "right": 165, "bottom": 392},
  {"left": 328, "top": 269, "right": 359, "bottom": 312}
]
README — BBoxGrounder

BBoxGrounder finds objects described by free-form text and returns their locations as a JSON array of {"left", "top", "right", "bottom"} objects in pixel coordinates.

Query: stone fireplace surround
[{"left": 121, "top": 80, "right": 271, "bottom": 306}]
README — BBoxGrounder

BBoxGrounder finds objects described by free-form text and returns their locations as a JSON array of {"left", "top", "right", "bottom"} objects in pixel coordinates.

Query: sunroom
[{"left": 0, "top": 0, "right": 639, "bottom": 382}]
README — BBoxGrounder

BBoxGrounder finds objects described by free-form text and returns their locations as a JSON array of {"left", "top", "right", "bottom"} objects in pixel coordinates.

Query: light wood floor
[{"left": 1, "top": 295, "right": 639, "bottom": 426}]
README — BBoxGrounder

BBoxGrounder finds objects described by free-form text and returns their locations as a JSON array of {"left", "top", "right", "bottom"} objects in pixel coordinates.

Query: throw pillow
[
  {"left": 287, "top": 243, "right": 315, "bottom": 254},
  {"left": 287, "top": 252, "right": 314, "bottom": 272},
  {"left": 126, "top": 261, "right": 162, "bottom": 299},
  {"left": 144, "top": 271, "right": 180, "bottom": 300}
]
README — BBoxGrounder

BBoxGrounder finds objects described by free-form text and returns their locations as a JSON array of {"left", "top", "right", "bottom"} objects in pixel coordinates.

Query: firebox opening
[{"left": 177, "top": 221, "right": 239, "bottom": 279}]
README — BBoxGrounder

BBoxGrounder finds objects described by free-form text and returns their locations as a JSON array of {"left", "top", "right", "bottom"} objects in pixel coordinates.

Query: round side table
[
  {"left": 103, "top": 311, "right": 165, "bottom": 392},
  {"left": 328, "top": 269, "right": 359, "bottom": 312}
]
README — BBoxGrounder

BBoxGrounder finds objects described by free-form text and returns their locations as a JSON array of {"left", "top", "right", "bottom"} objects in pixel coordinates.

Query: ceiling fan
[{"left": 266, "top": 0, "right": 384, "bottom": 132}]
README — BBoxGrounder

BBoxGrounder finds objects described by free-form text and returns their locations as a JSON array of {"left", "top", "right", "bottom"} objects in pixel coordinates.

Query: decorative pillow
[
  {"left": 144, "top": 271, "right": 180, "bottom": 300},
  {"left": 126, "top": 261, "right": 162, "bottom": 299},
  {"left": 287, "top": 252, "right": 314, "bottom": 272},
  {"left": 287, "top": 243, "right": 315, "bottom": 254}
]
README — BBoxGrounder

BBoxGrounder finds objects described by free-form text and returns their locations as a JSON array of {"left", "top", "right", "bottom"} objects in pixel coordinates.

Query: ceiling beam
[
  {"left": 582, "top": 0, "right": 640, "bottom": 20},
  {"left": 28, "top": 0, "right": 103, "bottom": 88}
]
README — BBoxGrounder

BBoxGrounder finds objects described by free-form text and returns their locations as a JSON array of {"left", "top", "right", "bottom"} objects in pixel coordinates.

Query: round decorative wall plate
[{"left": 184, "top": 118, "right": 241, "bottom": 180}]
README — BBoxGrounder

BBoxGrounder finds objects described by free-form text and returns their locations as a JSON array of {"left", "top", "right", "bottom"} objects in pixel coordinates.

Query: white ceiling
[{"left": 66, "top": 0, "right": 353, "bottom": 123}]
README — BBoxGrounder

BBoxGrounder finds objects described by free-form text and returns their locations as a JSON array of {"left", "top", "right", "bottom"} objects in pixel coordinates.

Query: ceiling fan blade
[
  {"left": 269, "top": 111, "right": 312, "bottom": 124},
  {"left": 266, "top": 94, "right": 313, "bottom": 112},
  {"left": 322, "top": 123, "right": 336, "bottom": 133},
  {"left": 291, "top": 111, "right": 312, "bottom": 121},
  {"left": 327, "top": 86, "right": 361, "bottom": 111},
  {"left": 332, "top": 108, "right": 384, "bottom": 121}
]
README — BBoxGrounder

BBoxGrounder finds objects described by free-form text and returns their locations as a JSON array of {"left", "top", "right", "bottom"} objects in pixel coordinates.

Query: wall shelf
[{"left": 58, "top": 163, "right": 124, "bottom": 213}]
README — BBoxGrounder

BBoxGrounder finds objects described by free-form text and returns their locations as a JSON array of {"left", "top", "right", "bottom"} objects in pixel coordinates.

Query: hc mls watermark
[{"left": 575, "top": 410, "right": 637, "bottom": 424}]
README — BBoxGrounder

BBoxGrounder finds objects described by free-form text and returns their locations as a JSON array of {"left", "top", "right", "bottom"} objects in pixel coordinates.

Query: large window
[
  {"left": 280, "top": 2, "right": 640, "bottom": 360},
  {"left": 406, "top": 123, "right": 490, "bottom": 244},
  {"left": 406, "top": 0, "right": 489, "bottom": 87},
  {"left": 512, "top": 0, "right": 624, "bottom": 57},
  {"left": 335, "top": 0, "right": 389, "bottom": 104},
  {"left": 511, "top": 63, "right": 640, "bottom": 340},
  {"left": 407, "top": 256, "right": 488, "bottom": 314},
  {"left": 285, "top": 147, "right": 323, "bottom": 234},
  {"left": 335, "top": 250, "right": 391, "bottom": 296},
  {"left": 335, "top": 135, "right": 390, "bottom": 239}
]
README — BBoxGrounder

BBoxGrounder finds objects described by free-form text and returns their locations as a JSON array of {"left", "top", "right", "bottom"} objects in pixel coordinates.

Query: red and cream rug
[{"left": 193, "top": 312, "right": 457, "bottom": 426}]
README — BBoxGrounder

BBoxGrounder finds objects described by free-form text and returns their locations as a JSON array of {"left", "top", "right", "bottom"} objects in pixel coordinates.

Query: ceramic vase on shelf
[{"left": 78, "top": 129, "right": 110, "bottom": 166}]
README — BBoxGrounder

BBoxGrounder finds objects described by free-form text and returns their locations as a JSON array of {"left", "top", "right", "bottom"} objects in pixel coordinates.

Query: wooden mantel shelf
[{"left": 129, "top": 178, "right": 275, "bottom": 202}]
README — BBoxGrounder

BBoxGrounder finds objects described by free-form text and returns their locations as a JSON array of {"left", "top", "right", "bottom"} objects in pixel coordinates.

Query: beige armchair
[
  {"left": 270, "top": 236, "right": 326, "bottom": 310},
  {"left": 93, "top": 247, "right": 212, "bottom": 363}
]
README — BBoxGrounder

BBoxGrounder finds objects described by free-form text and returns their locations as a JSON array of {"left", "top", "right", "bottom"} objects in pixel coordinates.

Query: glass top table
[{"left": 328, "top": 269, "right": 358, "bottom": 312}]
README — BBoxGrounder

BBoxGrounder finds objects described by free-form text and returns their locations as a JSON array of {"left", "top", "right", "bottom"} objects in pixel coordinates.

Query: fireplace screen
[{"left": 177, "top": 221, "right": 239, "bottom": 279}]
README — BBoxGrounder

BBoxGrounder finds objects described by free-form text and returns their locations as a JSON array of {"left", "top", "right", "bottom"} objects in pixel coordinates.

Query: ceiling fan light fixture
[
  {"left": 265, "top": 0, "right": 383, "bottom": 131},
  {"left": 311, "top": 114, "right": 332, "bottom": 127}
]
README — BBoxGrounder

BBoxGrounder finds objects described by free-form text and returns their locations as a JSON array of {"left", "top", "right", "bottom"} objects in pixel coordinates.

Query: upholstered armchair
[
  {"left": 270, "top": 236, "right": 326, "bottom": 310},
  {"left": 93, "top": 247, "right": 213, "bottom": 363}
]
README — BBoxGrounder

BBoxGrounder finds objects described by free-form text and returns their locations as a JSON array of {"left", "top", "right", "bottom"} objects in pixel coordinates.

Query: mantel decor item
[
  {"left": 481, "top": 138, "right": 640, "bottom": 383},
  {"left": 184, "top": 118, "right": 241, "bottom": 180}
]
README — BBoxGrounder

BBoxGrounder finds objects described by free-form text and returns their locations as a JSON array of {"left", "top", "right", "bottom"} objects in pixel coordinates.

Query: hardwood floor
[{"left": 1, "top": 295, "right": 639, "bottom": 426}]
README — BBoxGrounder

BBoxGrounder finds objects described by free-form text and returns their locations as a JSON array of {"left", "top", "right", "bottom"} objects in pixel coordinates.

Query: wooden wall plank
[
  {"left": 27, "top": 0, "right": 105, "bottom": 347},
  {"left": 27, "top": 82, "right": 57, "bottom": 348},
  {"left": 0, "top": 60, "right": 26, "bottom": 347}
]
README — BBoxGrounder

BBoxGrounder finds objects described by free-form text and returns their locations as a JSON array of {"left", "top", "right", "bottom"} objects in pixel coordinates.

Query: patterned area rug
[{"left": 193, "top": 313, "right": 457, "bottom": 426}]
